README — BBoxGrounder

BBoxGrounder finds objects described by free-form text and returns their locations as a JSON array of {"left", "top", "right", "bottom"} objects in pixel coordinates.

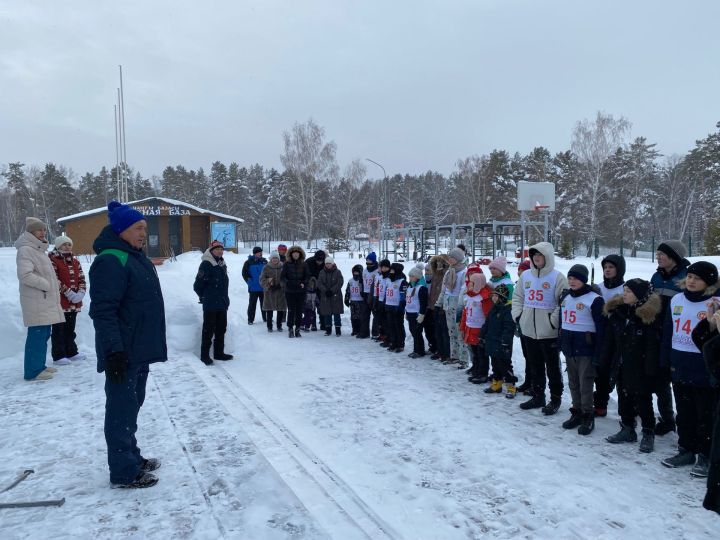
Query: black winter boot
[
  {"left": 577, "top": 413, "right": 595, "bottom": 436},
  {"left": 325, "top": 328, "right": 332, "bottom": 336},
  {"left": 520, "top": 395, "right": 546, "bottom": 410},
  {"left": 639, "top": 429, "right": 655, "bottom": 453},
  {"left": 654, "top": 417, "right": 676, "bottom": 436},
  {"left": 562, "top": 409, "right": 583, "bottom": 429},
  {"left": 541, "top": 398, "right": 561, "bottom": 416},
  {"left": 606, "top": 422, "right": 637, "bottom": 444},
  {"left": 662, "top": 448, "right": 695, "bottom": 468},
  {"left": 288, "top": 327, "right": 295, "bottom": 338},
  {"left": 113, "top": 472, "right": 158, "bottom": 489},
  {"left": 214, "top": 352, "right": 233, "bottom": 360},
  {"left": 295, "top": 328, "right": 302, "bottom": 338},
  {"left": 335, "top": 326, "right": 341, "bottom": 336}
]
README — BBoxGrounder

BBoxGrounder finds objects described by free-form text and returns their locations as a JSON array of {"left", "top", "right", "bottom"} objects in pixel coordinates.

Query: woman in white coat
[{"left": 15, "top": 217, "right": 65, "bottom": 380}]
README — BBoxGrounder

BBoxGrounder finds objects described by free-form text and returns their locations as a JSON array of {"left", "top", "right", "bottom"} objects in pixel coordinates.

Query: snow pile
[{"left": 0, "top": 246, "right": 718, "bottom": 538}]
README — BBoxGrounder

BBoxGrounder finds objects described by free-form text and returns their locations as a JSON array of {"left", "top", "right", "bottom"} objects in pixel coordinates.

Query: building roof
[{"left": 57, "top": 197, "right": 244, "bottom": 224}]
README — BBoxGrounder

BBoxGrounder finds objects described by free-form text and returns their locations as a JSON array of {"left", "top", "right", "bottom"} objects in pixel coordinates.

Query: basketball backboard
[{"left": 517, "top": 181, "right": 556, "bottom": 212}]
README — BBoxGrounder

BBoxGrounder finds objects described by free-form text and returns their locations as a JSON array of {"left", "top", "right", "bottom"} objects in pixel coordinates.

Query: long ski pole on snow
[
  {"left": 0, "top": 498, "right": 65, "bottom": 509},
  {"left": 0, "top": 469, "right": 34, "bottom": 493}
]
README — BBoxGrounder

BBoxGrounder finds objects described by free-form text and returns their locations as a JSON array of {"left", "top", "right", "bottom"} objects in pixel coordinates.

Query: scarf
[{"left": 442, "top": 260, "right": 467, "bottom": 292}]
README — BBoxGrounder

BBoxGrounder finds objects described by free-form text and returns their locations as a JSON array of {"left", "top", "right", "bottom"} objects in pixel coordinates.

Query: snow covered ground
[{"left": 1, "top": 246, "right": 718, "bottom": 539}]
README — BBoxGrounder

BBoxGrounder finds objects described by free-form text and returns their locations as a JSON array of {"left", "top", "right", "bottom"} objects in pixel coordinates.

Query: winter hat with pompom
[
  {"left": 108, "top": 201, "right": 145, "bottom": 234},
  {"left": 488, "top": 256, "right": 507, "bottom": 273},
  {"left": 54, "top": 235, "right": 73, "bottom": 248}
]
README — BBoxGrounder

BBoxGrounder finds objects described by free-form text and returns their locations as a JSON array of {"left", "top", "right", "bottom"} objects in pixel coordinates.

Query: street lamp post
[{"left": 366, "top": 158, "right": 387, "bottom": 254}]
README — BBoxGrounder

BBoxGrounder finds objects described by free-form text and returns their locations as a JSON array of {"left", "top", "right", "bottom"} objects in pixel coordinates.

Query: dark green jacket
[{"left": 480, "top": 302, "right": 515, "bottom": 359}]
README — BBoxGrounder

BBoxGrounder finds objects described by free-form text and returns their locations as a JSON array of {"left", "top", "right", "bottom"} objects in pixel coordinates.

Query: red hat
[
  {"left": 277, "top": 244, "right": 288, "bottom": 252},
  {"left": 209, "top": 240, "right": 224, "bottom": 252},
  {"left": 518, "top": 259, "right": 531, "bottom": 272}
]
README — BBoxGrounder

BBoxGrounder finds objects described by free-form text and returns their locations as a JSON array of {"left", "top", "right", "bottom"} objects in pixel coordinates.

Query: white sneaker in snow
[
  {"left": 68, "top": 353, "right": 86, "bottom": 361},
  {"left": 54, "top": 357, "right": 72, "bottom": 365},
  {"left": 45, "top": 366, "right": 58, "bottom": 373},
  {"left": 30, "top": 370, "right": 54, "bottom": 381}
]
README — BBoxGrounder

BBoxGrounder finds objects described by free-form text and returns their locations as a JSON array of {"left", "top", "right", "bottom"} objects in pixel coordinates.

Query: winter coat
[
  {"left": 489, "top": 271, "right": 515, "bottom": 301},
  {"left": 692, "top": 318, "right": 720, "bottom": 382},
  {"left": 260, "top": 259, "right": 287, "bottom": 311},
  {"left": 511, "top": 241, "right": 568, "bottom": 340},
  {"left": 601, "top": 293, "right": 662, "bottom": 392},
  {"left": 428, "top": 255, "right": 449, "bottom": 309},
  {"left": 558, "top": 285, "right": 606, "bottom": 362},
  {"left": 193, "top": 248, "right": 229, "bottom": 312},
  {"left": 89, "top": 225, "right": 167, "bottom": 372},
  {"left": 660, "top": 281, "right": 720, "bottom": 388},
  {"left": 48, "top": 248, "right": 86, "bottom": 312},
  {"left": 281, "top": 246, "right": 309, "bottom": 293},
  {"left": 15, "top": 231, "right": 65, "bottom": 327},
  {"left": 242, "top": 255, "right": 267, "bottom": 292},
  {"left": 306, "top": 254, "right": 326, "bottom": 279},
  {"left": 318, "top": 266, "right": 345, "bottom": 315},
  {"left": 480, "top": 302, "right": 515, "bottom": 359},
  {"left": 650, "top": 262, "right": 688, "bottom": 322}
]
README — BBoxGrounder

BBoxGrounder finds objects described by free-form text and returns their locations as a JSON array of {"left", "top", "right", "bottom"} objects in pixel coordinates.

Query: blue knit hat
[
  {"left": 366, "top": 251, "right": 377, "bottom": 263},
  {"left": 108, "top": 201, "right": 145, "bottom": 234}
]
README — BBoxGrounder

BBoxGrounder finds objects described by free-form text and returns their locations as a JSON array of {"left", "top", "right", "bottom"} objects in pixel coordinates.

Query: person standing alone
[
  {"left": 89, "top": 201, "right": 167, "bottom": 488},
  {"left": 193, "top": 240, "right": 232, "bottom": 365},
  {"left": 242, "top": 246, "right": 267, "bottom": 325}
]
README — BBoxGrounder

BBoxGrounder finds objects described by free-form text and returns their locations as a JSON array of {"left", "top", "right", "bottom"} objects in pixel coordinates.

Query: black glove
[
  {"left": 105, "top": 351, "right": 128, "bottom": 384},
  {"left": 325, "top": 290, "right": 333, "bottom": 298}
]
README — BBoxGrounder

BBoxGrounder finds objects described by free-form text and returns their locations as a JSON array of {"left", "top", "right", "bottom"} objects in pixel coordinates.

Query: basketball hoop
[{"left": 534, "top": 203, "right": 550, "bottom": 212}]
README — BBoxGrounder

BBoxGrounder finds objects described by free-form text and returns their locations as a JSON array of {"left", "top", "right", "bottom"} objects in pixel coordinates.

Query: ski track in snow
[{"left": 1, "top": 247, "right": 719, "bottom": 539}]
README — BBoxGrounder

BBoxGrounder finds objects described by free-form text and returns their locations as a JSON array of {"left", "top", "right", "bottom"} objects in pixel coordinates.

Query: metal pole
[
  {"left": 366, "top": 158, "right": 386, "bottom": 231},
  {"left": 119, "top": 65, "right": 129, "bottom": 202},
  {"left": 114, "top": 104, "right": 120, "bottom": 201}
]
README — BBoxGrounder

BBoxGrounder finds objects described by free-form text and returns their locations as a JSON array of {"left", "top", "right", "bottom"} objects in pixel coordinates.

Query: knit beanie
[
  {"left": 252, "top": 246, "right": 263, "bottom": 254},
  {"left": 379, "top": 258, "right": 391, "bottom": 269},
  {"left": 625, "top": 278, "right": 653, "bottom": 305},
  {"left": 54, "top": 235, "right": 73, "bottom": 247},
  {"left": 488, "top": 256, "right": 507, "bottom": 273},
  {"left": 601, "top": 254, "right": 626, "bottom": 280},
  {"left": 408, "top": 263, "right": 424, "bottom": 280},
  {"left": 108, "top": 201, "right": 145, "bottom": 234},
  {"left": 657, "top": 240, "right": 688, "bottom": 266},
  {"left": 25, "top": 217, "right": 46, "bottom": 233},
  {"left": 686, "top": 261, "right": 719, "bottom": 287},
  {"left": 366, "top": 251, "right": 377, "bottom": 263},
  {"left": 518, "top": 260, "right": 531, "bottom": 273},
  {"left": 314, "top": 250, "right": 326, "bottom": 261},
  {"left": 352, "top": 264, "right": 363, "bottom": 276},
  {"left": 567, "top": 264, "right": 589, "bottom": 284},
  {"left": 209, "top": 240, "right": 224, "bottom": 252},
  {"left": 448, "top": 247, "right": 465, "bottom": 264},
  {"left": 324, "top": 256, "right": 335, "bottom": 266},
  {"left": 269, "top": 250, "right": 280, "bottom": 261},
  {"left": 277, "top": 244, "right": 287, "bottom": 252},
  {"left": 493, "top": 284, "right": 510, "bottom": 303}
]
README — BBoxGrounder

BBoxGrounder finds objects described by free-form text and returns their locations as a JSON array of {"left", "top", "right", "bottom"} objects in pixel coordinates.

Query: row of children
[{"left": 345, "top": 241, "right": 719, "bottom": 512}]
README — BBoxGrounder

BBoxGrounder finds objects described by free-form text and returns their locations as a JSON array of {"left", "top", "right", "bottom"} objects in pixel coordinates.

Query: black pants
[
  {"left": 705, "top": 399, "right": 720, "bottom": 512},
  {"left": 423, "top": 308, "right": 437, "bottom": 353},
  {"left": 266, "top": 311, "right": 285, "bottom": 329},
  {"left": 407, "top": 313, "right": 425, "bottom": 354},
  {"left": 362, "top": 294, "right": 374, "bottom": 336},
  {"left": 350, "top": 301, "right": 369, "bottom": 336},
  {"left": 201, "top": 310, "right": 227, "bottom": 358},
  {"left": 593, "top": 361, "right": 612, "bottom": 410},
  {"left": 385, "top": 308, "right": 406, "bottom": 348},
  {"left": 285, "top": 291, "right": 306, "bottom": 330},
  {"left": 51, "top": 311, "right": 78, "bottom": 361},
  {"left": 373, "top": 303, "right": 385, "bottom": 337},
  {"left": 673, "top": 383, "right": 718, "bottom": 457},
  {"left": 518, "top": 333, "right": 535, "bottom": 387},
  {"left": 434, "top": 308, "right": 450, "bottom": 358},
  {"left": 247, "top": 291, "right": 265, "bottom": 323},
  {"left": 655, "top": 378, "right": 676, "bottom": 423},
  {"left": 527, "top": 337, "right": 563, "bottom": 401},
  {"left": 617, "top": 378, "right": 655, "bottom": 430},
  {"left": 469, "top": 344, "right": 485, "bottom": 377},
  {"left": 105, "top": 364, "right": 148, "bottom": 484},
  {"left": 491, "top": 355, "right": 517, "bottom": 383}
]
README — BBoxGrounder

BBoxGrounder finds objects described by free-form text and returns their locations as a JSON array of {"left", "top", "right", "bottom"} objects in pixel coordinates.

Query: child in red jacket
[{"left": 48, "top": 235, "right": 86, "bottom": 364}]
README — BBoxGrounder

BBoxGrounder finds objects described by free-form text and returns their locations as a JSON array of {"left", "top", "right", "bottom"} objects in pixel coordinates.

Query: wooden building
[{"left": 57, "top": 197, "right": 243, "bottom": 257}]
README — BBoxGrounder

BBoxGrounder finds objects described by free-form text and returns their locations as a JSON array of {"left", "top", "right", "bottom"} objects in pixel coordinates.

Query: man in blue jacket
[
  {"left": 89, "top": 201, "right": 167, "bottom": 489},
  {"left": 242, "top": 246, "right": 267, "bottom": 324}
]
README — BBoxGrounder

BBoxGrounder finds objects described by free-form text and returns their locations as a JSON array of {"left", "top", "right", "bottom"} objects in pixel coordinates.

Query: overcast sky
[{"left": 1, "top": 0, "right": 719, "bottom": 180}]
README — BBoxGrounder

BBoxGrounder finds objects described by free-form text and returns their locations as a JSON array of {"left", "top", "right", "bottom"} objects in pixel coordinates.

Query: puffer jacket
[
  {"left": 512, "top": 242, "right": 568, "bottom": 339},
  {"left": 15, "top": 231, "right": 65, "bottom": 327},
  {"left": 511, "top": 241, "right": 568, "bottom": 340},
  {"left": 48, "top": 248, "right": 86, "bottom": 312},
  {"left": 89, "top": 225, "right": 167, "bottom": 372},
  {"left": 260, "top": 259, "right": 287, "bottom": 311},
  {"left": 242, "top": 255, "right": 267, "bottom": 292},
  {"left": 193, "top": 248, "right": 230, "bottom": 312},
  {"left": 281, "top": 246, "right": 309, "bottom": 293}
]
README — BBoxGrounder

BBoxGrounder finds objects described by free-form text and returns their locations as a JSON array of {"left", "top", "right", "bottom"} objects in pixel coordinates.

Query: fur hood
[
  {"left": 676, "top": 278, "right": 720, "bottom": 297},
  {"left": 429, "top": 255, "right": 449, "bottom": 274},
  {"left": 201, "top": 248, "right": 223, "bottom": 266},
  {"left": 603, "top": 292, "right": 662, "bottom": 325},
  {"left": 286, "top": 245, "right": 306, "bottom": 263}
]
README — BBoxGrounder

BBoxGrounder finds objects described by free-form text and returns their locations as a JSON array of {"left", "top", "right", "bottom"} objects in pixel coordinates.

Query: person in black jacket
[
  {"left": 193, "top": 240, "right": 231, "bottom": 365},
  {"left": 602, "top": 279, "right": 662, "bottom": 453},
  {"left": 480, "top": 284, "right": 517, "bottom": 399},
  {"left": 691, "top": 301, "right": 720, "bottom": 515},
  {"left": 305, "top": 249, "right": 326, "bottom": 330},
  {"left": 89, "top": 201, "right": 167, "bottom": 489},
  {"left": 281, "top": 246, "right": 309, "bottom": 338},
  {"left": 405, "top": 264, "right": 428, "bottom": 358}
]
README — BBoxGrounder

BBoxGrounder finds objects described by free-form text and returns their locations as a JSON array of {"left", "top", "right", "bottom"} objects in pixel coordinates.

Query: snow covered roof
[{"left": 57, "top": 197, "right": 244, "bottom": 224}]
